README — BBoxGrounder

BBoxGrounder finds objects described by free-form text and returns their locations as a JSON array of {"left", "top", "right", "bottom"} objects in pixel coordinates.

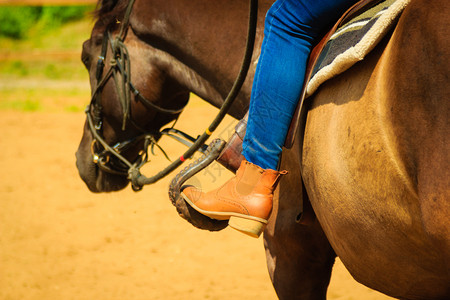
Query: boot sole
[
  {"left": 181, "top": 192, "right": 267, "bottom": 238},
  {"left": 228, "top": 216, "right": 266, "bottom": 238}
]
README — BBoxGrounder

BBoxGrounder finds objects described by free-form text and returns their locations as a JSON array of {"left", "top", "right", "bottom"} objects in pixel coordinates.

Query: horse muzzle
[{"left": 75, "top": 129, "right": 130, "bottom": 193}]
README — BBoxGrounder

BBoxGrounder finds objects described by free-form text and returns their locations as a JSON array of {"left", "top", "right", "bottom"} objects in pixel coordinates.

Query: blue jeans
[{"left": 242, "top": 0, "right": 358, "bottom": 170}]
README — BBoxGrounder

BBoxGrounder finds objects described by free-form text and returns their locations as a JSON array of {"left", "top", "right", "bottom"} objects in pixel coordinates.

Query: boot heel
[{"left": 228, "top": 216, "right": 266, "bottom": 238}]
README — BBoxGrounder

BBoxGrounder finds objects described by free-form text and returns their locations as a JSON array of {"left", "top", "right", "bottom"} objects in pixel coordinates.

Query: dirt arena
[{"left": 0, "top": 97, "right": 394, "bottom": 299}]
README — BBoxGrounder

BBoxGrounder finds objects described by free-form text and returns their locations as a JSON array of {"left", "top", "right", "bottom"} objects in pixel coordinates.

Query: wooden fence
[{"left": 0, "top": 0, "right": 96, "bottom": 5}]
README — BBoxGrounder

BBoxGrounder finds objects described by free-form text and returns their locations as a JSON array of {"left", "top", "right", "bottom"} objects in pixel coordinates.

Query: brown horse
[{"left": 76, "top": 0, "right": 450, "bottom": 299}]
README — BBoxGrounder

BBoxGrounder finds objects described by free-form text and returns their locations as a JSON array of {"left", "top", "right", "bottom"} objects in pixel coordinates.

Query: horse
[{"left": 75, "top": 0, "right": 450, "bottom": 299}]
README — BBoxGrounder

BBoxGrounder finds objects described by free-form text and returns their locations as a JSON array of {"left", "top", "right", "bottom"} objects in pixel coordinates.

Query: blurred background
[
  {"left": 0, "top": 0, "right": 94, "bottom": 113},
  {"left": 0, "top": 1, "right": 394, "bottom": 299}
]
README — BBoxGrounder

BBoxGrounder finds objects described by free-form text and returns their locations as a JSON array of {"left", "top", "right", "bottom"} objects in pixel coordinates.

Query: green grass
[
  {"left": 0, "top": 99, "right": 42, "bottom": 112},
  {"left": 0, "top": 86, "right": 90, "bottom": 113},
  {"left": 0, "top": 15, "right": 94, "bottom": 81},
  {"left": 0, "top": 59, "right": 88, "bottom": 81},
  {"left": 0, "top": 11, "right": 95, "bottom": 112},
  {"left": 0, "top": 6, "right": 94, "bottom": 39}
]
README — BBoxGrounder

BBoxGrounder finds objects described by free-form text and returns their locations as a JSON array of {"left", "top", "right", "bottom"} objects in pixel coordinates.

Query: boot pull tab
[{"left": 272, "top": 170, "right": 288, "bottom": 188}]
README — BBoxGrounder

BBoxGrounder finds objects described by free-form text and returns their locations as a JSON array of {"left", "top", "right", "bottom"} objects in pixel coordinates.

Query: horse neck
[{"left": 130, "top": 0, "right": 270, "bottom": 119}]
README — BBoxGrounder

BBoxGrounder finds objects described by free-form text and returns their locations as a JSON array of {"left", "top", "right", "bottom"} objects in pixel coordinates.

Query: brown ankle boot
[{"left": 181, "top": 160, "right": 287, "bottom": 237}]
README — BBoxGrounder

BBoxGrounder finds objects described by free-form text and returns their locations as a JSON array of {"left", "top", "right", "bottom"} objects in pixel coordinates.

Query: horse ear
[
  {"left": 96, "top": 0, "right": 119, "bottom": 15},
  {"left": 94, "top": 0, "right": 129, "bottom": 27}
]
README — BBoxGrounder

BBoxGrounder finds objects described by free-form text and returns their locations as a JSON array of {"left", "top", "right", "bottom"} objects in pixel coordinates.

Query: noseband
[{"left": 86, "top": 0, "right": 258, "bottom": 191}]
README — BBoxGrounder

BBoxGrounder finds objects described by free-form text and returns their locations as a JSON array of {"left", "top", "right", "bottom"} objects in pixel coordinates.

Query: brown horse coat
[{"left": 76, "top": 0, "right": 450, "bottom": 298}]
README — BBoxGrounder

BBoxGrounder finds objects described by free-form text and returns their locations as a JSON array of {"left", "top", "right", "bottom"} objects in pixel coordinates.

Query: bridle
[
  {"left": 86, "top": 0, "right": 188, "bottom": 179},
  {"left": 86, "top": 0, "right": 258, "bottom": 191}
]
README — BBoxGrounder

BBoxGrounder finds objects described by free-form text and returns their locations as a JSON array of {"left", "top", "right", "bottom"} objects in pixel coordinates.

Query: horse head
[
  {"left": 76, "top": 0, "right": 236, "bottom": 232},
  {"left": 76, "top": 0, "right": 189, "bottom": 192}
]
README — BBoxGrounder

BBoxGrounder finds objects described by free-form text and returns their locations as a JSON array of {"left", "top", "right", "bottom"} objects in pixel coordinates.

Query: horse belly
[{"left": 301, "top": 47, "right": 449, "bottom": 298}]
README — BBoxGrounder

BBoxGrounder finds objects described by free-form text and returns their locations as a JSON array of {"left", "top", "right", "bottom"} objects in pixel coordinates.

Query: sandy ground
[{"left": 0, "top": 99, "right": 395, "bottom": 299}]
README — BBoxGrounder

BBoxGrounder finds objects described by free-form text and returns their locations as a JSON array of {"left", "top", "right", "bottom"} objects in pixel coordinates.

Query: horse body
[
  {"left": 76, "top": 0, "right": 449, "bottom": 298},
  {"left": 303, "top": 2, "right": 449, "bottom": 297}
]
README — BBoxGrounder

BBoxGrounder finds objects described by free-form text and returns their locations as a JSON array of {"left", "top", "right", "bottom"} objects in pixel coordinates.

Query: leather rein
[{"left": 86, "top": 0, "right": 258, "bottom": 191}]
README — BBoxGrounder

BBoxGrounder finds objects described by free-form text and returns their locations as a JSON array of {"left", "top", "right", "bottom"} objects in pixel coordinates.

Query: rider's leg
[
  {"left": 243, "top": 0, "right": 358, "bottom": 170},
  {"left": 183, "top": 0, "right": 358, "bottom": 237}
]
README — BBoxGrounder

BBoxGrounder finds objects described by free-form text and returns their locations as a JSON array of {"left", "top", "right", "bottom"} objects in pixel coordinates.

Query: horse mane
[{"left": 93, "top": 0, "right": 129, "bottom": 29}]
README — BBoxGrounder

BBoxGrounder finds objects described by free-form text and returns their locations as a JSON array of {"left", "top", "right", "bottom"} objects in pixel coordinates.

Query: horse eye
[
  {"left": 81, "top": 40, "right": 91, "bottom": 68},
  {"left": 81, "top": 54, "right": 90, "bottom": 68}
]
